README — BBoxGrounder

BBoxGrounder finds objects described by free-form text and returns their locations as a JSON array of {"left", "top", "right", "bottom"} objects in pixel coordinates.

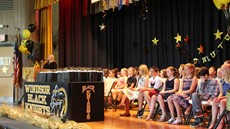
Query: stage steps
[{"left": 0, "top": 117, "right": 41, "bottom": 129}]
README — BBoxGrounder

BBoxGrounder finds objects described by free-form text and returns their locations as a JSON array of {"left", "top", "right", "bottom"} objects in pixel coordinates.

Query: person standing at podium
[{"left": 43, "top": 54, "right": 57, "bottom": 69}]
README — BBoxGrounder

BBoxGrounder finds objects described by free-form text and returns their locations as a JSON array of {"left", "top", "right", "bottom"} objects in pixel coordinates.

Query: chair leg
[
  {"left": 213, "top": 110, "right": 227, "bottom": 129},
  {"left": 206, "top": 113, "right": 212, "bottom": 128},
  {"left": 152, "top": 103, "right": 160, "bottom": 120},
  {"left": 185, "top": 109, "right": 193, "bottom": 125},
  {"left": 181, "top": 107, "right": 186, "bottom": 124},
  {"left": 136, "top": 101, "right": 147, "bottom": 117}
]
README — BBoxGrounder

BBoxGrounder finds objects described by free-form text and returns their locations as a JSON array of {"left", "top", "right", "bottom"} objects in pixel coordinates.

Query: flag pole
[{"left": 13, "top": 27, "right": 21, "bottom": 104}]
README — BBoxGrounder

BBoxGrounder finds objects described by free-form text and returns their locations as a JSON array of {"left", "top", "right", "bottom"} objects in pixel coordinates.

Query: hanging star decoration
[
  {"left": 174, "top": 33, "right": 181, "bottom": 43},
  {"left": 197, "top": 44, "right": 204, "bottom": 54},
  {"left": 2, "top": 66, "right": 8, "bottom": 74},
  {"left": 152, "top": 37, "right": 159, "bottom": 45},
  {"left": 214, "top": 29, "right": 223, "bottom": 40},
  {"left": 99, "top": 23, "right": 106, "bottom": 31},
  {"left": 184, "top": 35, "right": 190, "bottom": 43},
  {"left": 176, "top": 43, "right": 181, "bottom": 48}
]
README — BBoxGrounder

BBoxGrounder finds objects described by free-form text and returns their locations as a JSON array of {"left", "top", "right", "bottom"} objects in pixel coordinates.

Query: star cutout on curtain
[
  {"left": 174, "top": 33, "right": 181, "bottom": 43},
  {"left": 152, "top": 37, "right": 159, "bottom": 45},
  {"left": 184, "top": 35, "right": 189, "bottom": 43},
  {"left": 2, "top": 66, "right": 8, "bottom": 74},
  {"left": 176, "top": 43, "right": 181, "bottom": 48},
  {"left": 99, "top": 23, "right": 106, "bottom": 31},
  {"left": 197, "top": 44, "right": 204, "bottom": 54},
  {"left": 214, "top": 29, "right": 223, "bottom": 40}
]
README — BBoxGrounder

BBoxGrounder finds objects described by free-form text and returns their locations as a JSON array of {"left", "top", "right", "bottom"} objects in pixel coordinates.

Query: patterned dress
[{"left": 168, "top": 78, "right": 193, "bottom": 108}]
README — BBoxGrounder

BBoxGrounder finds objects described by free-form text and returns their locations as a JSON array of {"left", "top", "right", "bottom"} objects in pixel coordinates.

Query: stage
[
  {"left": 0, "top": 108, "right": 209, "bottom": 129},
  {"left": 86, "top": 109, "right": 208, "bottom": 129}
]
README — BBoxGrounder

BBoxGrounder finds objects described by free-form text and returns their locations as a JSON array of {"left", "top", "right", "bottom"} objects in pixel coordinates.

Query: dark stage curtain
[{"left": 59, "top": 0, "right": 230, "bottom": 69}]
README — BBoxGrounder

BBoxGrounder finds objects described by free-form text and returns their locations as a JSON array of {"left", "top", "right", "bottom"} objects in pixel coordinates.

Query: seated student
[
  {"left": 119, "top": 64, "right": 149, "bottom": 117},
  {"left": 190, "top": 67, "right": 223, "bottom": 127},
  {"left": 157, "top": 66, "right": 180, "bottom": 122},
  {"left": 209, "top": 66, "right": 217, "bottom": 78},
  {"left": 216, "top": 67, "right": 222, "bottom": 80},
  {"left": 117, "top": 67, "right": 137, "bottom": 107},
  {"left": 141, "top": 66, "right": 163, "bottom": 120},
  {"left": 159, "top": 69, "right": 167, "bottom": 83},
  {"left": 112, "top": 68, "right": 128, "bottom": 103},
  {"left": 104, "top": 69, "right": 117, "bottom": 106},
  {"left": 167, "top": 63, "right": 198, "bottom": 125},
  {"left": 178, "top": 64, "right": 185, "bottom": 79},
  {"left": 208, "top": 63, "right": 230, "bottom": 129},
  {"left": 103, "top": 68, "right": 110, "bottom": 81}
]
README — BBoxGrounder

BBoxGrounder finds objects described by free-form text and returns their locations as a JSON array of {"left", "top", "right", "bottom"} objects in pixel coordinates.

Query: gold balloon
[
  {"left": 217, "top": 0, "right": 230, "bottom": 4},
  {"left": 213, "top": 0, "right": 224, "bottom": 10},
  {"left": 22, "top": 29, "right": 31, "bottom": 39},
  {"left": 19, "top": 45, "right": 29, "bottom": 54},
  {"left": 21, "top": 40, "right": 27, "bottom": 47}
]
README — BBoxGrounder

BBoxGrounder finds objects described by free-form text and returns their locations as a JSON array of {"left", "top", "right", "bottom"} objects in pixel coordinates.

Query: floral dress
[{"left": 168, "top": 78, "right": 193, "bottom": 108}]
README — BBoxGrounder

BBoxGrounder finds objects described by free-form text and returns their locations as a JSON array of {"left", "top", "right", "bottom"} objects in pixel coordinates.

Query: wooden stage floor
[{"left": 86, "top": 109, "right": 208, "bottom": 129}]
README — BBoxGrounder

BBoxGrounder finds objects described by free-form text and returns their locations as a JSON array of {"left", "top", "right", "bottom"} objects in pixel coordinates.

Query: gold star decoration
[
  {"left": 152, "top": 37, "right": 159, "bottom": 45},
  {"left": 174, "top": 33, "right": 181, "bottom": 43},
  {"left": 214, "top": 29, "right": 223, "bottom": 40},
  {"left": 197, "top": 44, "right": 204, "bottom": 54},
  {"left": 99, "top": 23, "right": 106, "bottom": 31},
  {"left": 2, "top": 66, "right": 8, "bottom": 74}
]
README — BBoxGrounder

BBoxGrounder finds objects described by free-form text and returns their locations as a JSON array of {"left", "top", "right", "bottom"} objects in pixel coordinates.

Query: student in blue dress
[{"left": 208, "top": 63, "right": 230, "bottom": 129}]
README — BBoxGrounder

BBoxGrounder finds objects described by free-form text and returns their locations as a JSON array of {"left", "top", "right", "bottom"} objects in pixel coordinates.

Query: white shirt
[{"left": 149, "top": 76, "right": 162, "bottom": 89}]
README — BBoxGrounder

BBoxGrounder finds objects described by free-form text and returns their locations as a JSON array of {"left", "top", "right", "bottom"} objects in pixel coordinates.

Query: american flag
[{"left": 13, "top": 43, "right": 21, "bottom": 87}]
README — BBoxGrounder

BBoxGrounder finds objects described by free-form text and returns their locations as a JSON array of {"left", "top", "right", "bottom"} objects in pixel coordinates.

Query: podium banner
[
  {"left": 24, "top": 82, "right": 104, "bottom": 122},
  {"left": 24, "top": 82, "right": 70, "bottom": 120}
]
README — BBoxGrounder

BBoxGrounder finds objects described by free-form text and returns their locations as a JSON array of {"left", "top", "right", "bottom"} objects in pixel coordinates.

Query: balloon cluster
[
  {"left": 19, "top": 24, "right": 36, "bottom": 60},
  {"left": 213, "top": 0, "right": 230, "bottom": 32},
  {"left": 213, "top": 0, "right": 230, "bottom": 10}
]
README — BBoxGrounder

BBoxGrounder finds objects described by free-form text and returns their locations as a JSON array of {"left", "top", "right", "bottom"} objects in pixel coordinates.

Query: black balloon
[
  {"left": 26, "top": 40, "right": 34, "bottom": 53},
  {"left": 28, "top": 24, "right": 36, "bottom": 33}
]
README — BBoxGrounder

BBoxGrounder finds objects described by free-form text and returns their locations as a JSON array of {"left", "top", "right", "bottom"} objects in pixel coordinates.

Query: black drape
[{"left": 59, "top": 0, "right": 230, "bottom": 69}]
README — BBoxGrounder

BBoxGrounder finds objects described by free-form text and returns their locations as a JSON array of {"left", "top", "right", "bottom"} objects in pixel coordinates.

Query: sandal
[
  {"left": 158, "top": 115, "right": 167, "bottom": 122},
  {"left": 208, "top": 122, "right": 215, "bottom": 129},
  {"left": 120, "top": 113, "right": 131, "bottom": 117},
  {"left": 167, "top": 118, "right": 176, "bottom": 124},
  {"left": 172, "top": 119, "right": 182, "bottom": 125},
  {"left": 145, "top": 115, "right": 152, "bottom": 121}
]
